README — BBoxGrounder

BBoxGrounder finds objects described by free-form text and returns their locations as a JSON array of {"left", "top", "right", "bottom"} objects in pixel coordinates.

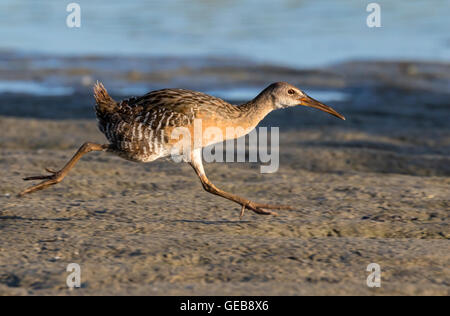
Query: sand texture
[
  {"left": 0, "top": 112, "right": 448, "bottom": 295},
  {"left": 0, "top": 57, "right": 449, "bottom": 295}
]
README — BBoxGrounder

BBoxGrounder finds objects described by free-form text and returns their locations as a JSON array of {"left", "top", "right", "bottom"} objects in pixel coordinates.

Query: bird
[{"left": 18, "top": 82, "right": 345, "bottom": 218}]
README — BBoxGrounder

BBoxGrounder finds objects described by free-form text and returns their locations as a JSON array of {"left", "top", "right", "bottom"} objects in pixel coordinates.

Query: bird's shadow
[
  {"left": 0, "top": 215, "right": 71, "bottom": 222},
  {"left": 170, "top": 219, "right": 251, "bottom": 225},
  {"left": 0, "top": 215, "right": 248, "bottom": 225}
]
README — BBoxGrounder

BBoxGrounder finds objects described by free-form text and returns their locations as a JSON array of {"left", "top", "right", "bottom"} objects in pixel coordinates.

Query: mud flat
[
  {"left": 0, "top": 55, "right": 449, "bottom": 295},
  {"left": 0, "top": 114, "right": 448, "bottom": 295}
]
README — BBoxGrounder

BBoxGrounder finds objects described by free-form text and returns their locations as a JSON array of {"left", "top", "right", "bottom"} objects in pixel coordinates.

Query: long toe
[
  {"left": 23, "top": 168, "right": 61, "bottom": 181},
  {"left": 243, "top": 203, "right": 279, "bottom": 217},
  {"left": 254, "top": 203, "right": 293, "bottom": 210},
  {"left": 254, "top": 208, "right": 279, "bottom": 216},
  {"left": 18, "top": 179, "right": 57, "bottom": 197},
  {"left": 18, "top": 174, "right": 62, "bottom": 197},
  {"left": 44, "top": 167, "right": 59, "bottom": 174},
  {"left": 23, "top": 175, "right": 54, "bottom": 181}
]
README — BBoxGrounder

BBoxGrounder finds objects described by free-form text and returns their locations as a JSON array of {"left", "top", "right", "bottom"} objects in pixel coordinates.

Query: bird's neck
[{"left": 236, "top": 96, "right": 274, "bottom": 128}]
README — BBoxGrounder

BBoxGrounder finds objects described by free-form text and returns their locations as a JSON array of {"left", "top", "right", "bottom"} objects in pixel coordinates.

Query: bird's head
[{"left": 261, "top": 82, "right": 345, "bottom": 120}]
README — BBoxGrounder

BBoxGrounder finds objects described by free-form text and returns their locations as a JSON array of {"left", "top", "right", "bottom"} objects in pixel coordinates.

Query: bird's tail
[{"left": 93, "top": 81, "right": 117, "bottom": 116}]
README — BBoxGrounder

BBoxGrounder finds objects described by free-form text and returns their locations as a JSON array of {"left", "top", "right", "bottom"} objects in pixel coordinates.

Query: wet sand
[
  {"left": 0, "top": 56, "right": 449, "bottom": 295},
  {"left": 0, "top": 115, "right": 448, "bottom": 295}
]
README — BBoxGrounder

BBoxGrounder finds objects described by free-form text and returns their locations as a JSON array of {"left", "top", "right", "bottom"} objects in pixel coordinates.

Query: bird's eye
[{"left": 288, "top": 89, "right": 295, "bottom": 95}]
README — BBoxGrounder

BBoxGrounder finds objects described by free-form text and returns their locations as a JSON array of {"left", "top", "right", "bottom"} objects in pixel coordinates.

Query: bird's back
[{"left": 93, "top": 83, "right": 238, "bottom": 162}]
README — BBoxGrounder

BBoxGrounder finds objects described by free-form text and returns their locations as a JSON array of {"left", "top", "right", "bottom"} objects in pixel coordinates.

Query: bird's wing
[
  {"left": 100, "top": 88, "right": 242, "bottom": 152},
  {"left": 117, "top": 88, "right": 233, "bottom": 128}
]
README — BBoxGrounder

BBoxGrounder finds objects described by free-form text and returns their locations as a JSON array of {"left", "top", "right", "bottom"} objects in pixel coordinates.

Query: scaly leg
[
  {"left": 18, "top": 142, "right": 109, "bottom": 197},
  {"left": 189, "top": 148, "right": 293, "bottom": 219}
]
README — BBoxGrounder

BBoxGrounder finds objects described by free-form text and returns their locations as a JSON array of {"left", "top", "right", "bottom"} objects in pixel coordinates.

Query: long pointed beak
[{"left": 299, "top": 95, "right": 346, "bottom": 120}]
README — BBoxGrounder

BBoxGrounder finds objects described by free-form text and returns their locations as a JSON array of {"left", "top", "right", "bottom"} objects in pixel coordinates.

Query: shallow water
[
  {"left": 0, "top": 2, "right": 448, "bottom": 117},
  {"left": 0, "top": 79, "right": 348, "bottom": 104},
  {"left": 0, "top": 81, "right": 74, "bottom": 96},
  {"left": 0, "top": 0, "right": 449, "bottom": 67}
]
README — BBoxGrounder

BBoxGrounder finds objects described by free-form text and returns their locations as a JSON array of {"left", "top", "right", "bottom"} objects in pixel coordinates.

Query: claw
[
  {"left": 18, "top": 142, "right": 106, "bottom": 197},
  {"left": 23, "top": 168, "right": 60, "bottom": 181},
  {"left": 45, "top": 167, "right": 58, "bottom": 174},
  {"left": 238, "top": 202, "right": 281, "bottom": 218},
  {"left": 18, "top": 176, "right": 61, "bottom": 197},
  {"left": 254, "top": 208, "right": 279, "bottom": 216},
  {"left": 239, "top": 205, "right": 246, "bottom": 220},
  {"left": 253, "top": 203, "right": 293, "bottom": 210},
  {"left": 19, "top": 170, "right": 62, "bottom": 197}
]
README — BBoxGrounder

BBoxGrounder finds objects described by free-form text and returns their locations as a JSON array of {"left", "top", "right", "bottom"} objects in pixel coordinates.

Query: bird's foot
[
  {"left": 239, "top": 202, "right": 293, "bottom": 219},
  {"left": 18, "top": 168, "right": 63, "bottom": 197}
]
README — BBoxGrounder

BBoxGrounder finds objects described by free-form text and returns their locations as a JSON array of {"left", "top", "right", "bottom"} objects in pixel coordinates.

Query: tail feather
[{"left": 94, "top": 81, "right": 117, "bottom": 116}]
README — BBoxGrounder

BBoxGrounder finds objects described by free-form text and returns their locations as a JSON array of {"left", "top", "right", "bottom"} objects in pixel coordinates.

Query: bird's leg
[
  {"left": 189, "top": 149, "right": 293, "bottom": 218},
  {"left": 18, "top": 142, "right": 109, "bottom": 197},
  {"left": 194, "top": 173, "right": 292, "bottom": 217}
]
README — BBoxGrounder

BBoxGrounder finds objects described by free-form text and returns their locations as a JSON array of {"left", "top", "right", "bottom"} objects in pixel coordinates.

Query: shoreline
[{"left": 0, "top": 54, "right": 448, "bottom": 295}]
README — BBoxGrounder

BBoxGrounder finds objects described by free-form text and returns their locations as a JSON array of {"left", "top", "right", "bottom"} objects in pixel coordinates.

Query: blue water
[
  {"left": 0, "top": 81, "right": 74, "bottom": 96},
  {"left": 0, "top": 0, "right": 449, "bottom": 68},
  {"left": 0, "top": 80, "right": 349, "bottom": 103}
]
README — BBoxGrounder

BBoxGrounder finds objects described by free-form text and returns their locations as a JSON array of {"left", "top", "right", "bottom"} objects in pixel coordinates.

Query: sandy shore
[
  {"left": 0, "top": 55, "right": 448, "bottom": 295},
  {"left": 0, "top": 115, "right": 448, "bottom": 295}
]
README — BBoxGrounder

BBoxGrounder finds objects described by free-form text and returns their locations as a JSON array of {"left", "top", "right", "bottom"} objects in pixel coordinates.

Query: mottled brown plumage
[
  {"left": 94, "top": 83, "right": 276, "bottom": 163},
  {"left": 19, "top": 81, "right": 345, "bottom": 218},
  {"left": 94, "top": 83, "right": 246, "bottom": 162}
]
